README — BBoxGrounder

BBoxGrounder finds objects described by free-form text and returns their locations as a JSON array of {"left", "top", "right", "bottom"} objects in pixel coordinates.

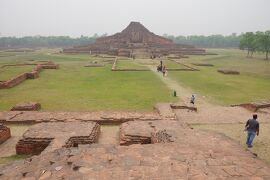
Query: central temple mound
[{"left": 63, "top": 22, "right": 206, "bottom": 58}]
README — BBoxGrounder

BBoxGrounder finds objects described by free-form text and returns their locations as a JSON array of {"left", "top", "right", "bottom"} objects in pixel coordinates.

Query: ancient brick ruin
[
  {"left": 119, "top": 120, "right": 178, "bottom": 145},
  {"left": 218, "top": 69, "right": 240, "bottom": 75},
  {"left": 232, "top": 101, "right": 270, "bottom": 112},
  {"left": 63, "top": 22, "right": 207, "bottom": 58},
  {"left": 0, "top": 124, "right": 11, "bottom": 144},
  {"left": 192, "top": 63, "right": 214, "bottom": 67},
  {"left": 11, "top": 102, "right": 41, "bottom": 111},
  {"left": 2, "top": 118, "right": 270, "bottom": 179},
  {"left": 16, "top": 122, "right": 100, "bottom": 155},
  {"left": 0, "top": 62, "right": 59, "bottom": 89},
  {"left": 0, "top": 111, "right": 161, "bottom": 124},
  {"left": 1, "top": 103, "right": 270, "bottom": 179}
]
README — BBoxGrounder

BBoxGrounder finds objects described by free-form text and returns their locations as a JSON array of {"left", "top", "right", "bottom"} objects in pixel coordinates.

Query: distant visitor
[
  {"left": 190, "top": 94, "right": 195, "bottom": 105},
  {"left": 162, "top": 65, "right": 167, "bottom": 77}
]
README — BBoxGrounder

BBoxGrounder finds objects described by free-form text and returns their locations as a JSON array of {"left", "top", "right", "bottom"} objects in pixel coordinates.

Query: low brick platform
[
  {"left": 84, "top": 64, "right": 105, "bottom": 67},
  {"left": 120, "top": 120, "right": 180, "bottom": 145},
  {"left": 170, "top": 103, "right": 197, "bottom": 111},
  {"left": 0, "top": 124, "right": 11, "bottom": 144},
  {"left": 1, "top": 124, "right": 270, "bottom": 179},
  {"left": 218, "top": 69, "right": 240, "bottom": 75},
  {"left": 231, "top": 101, "right": 270, "bottom": 112},
  {"left": 11, "top": 102, "right": 41, "bottom": 111},
  {"left": 154, "top": 103, "right": 176, "bottom": 120},
  {"left": 0, "top": 111, "right": 161, "bottom": 124},
  {"left": 40, "top": 64, "right": 59, "bottom": 69},
  {"left": 16, "top": 122, "right": 100, "bottom": 155},
  {"left": 192, "top": 63, "right": 214, "bottom": 67}
]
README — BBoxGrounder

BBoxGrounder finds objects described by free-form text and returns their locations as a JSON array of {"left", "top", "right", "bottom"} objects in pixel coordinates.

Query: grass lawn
[
  {"left": 168, "top": 49, "right": 270, "bottom": 105},
  {"left": 163, "top": 60, "right": 189, "bottom": 69},
  {"left": 0, "top": 49, "right": 176, "bottom": 111},
  {"left": 0, "top": 65, "right": 35, "bottom": 81},
  {"left": 116, "top": 60, "right": 149, "bottom": 70},
  {"left": 193, "top": 123, "right": 270, "bottom": 165},
  {"left": 0, "top": 154, "right": 31, "bottom": 165}
]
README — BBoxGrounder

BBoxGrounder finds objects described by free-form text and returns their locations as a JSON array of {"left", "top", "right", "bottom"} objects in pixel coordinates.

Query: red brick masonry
[
  {"left": 0, "top": 62, "right": 59, "bottom": 89},
  {"left": 0, "top": 125, "right": 11, "bottom": 144},
  {"left": 11, "top": 102, "right": 41, "bottom": 111}
]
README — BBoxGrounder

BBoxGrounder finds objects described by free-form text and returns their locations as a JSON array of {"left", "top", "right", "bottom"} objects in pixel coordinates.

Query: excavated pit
[
  {"left": 98, "top": 125, "right": 120, "bottom": 145},
  {"left": 16, "top": 122, "right": 100, "bottom": 155},
  {"left": 119, "top": 120, "right": 179, "bottom": 145}
]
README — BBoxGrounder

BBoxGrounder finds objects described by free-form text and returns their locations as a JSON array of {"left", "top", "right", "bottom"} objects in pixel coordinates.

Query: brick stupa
[{"left": 63, "top": 22, "right": 206, "bottom": 58}]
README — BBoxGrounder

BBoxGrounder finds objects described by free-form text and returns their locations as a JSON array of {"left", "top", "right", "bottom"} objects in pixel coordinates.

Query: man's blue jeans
[{"left": 246, "top": 131, "right": 256, "bottom": 146}]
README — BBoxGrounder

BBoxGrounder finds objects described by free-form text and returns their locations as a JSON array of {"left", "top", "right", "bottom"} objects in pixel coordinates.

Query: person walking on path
[
  {"left": 162, "top": 65, "right": 166, "bottom": 77},
  {"left": 190, "top": 94, "right": 195, "bottom": 105},
  {"left": 245, "top": 114, "right": 260, "bottom": 148}
]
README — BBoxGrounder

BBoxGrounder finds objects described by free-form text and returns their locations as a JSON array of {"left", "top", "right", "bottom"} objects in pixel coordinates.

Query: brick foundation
[
  {"left": 231, "top": 101, "right": 270, "bottom": 112},
  {"left": 119, "top": 120, "right": 178, "bottom": 145},
  {"left": 0, "top": 125, "right": 11, "bottom": 144},
  {"left": 11, "top": 102, "right": 41, "bottom": 111},
  {"left": 218, "top": 69, "right": 240, "bottom": 75},
  {"left": 16, "top": 122, "right": 100, "bottom": 155},
  {"left": 16, "top": 139, "right": 52, "bottom": 155},
  {"left": 0, "top": 62, "right": 59, "bottom": 89}
]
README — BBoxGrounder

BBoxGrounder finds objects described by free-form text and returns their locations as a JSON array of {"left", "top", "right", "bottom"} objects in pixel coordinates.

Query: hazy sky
[{"left": 0, "top": 0, "right": 270, "bottom": 37}]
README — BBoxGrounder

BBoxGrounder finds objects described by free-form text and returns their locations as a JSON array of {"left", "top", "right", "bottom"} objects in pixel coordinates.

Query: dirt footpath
[{"left": 175, "top": 106, "right": 270, "bottom": 124}]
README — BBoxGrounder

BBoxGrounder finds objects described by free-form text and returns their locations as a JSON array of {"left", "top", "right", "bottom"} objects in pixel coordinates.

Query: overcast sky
[{"left": 0, "top": 0, "right": 270, "bottom": 37}]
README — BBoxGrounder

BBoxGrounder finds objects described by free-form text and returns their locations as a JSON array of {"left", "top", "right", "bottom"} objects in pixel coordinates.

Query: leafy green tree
[
  {"left": 239, "top": 32, "right": 257, "bottom": 57},
  {"left": 256, "top": 31, "right": 270, "bottom": 60}
]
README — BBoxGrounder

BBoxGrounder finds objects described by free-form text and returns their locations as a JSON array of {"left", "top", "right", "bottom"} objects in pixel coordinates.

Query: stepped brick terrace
[
  {"left": 63, "top": 22, "right": 208, "bottom": 58},
  {"left": 16, "top": 122, "right": 100, "bottom": 155},
  {"left": 1, "top": 119, "right": 270, "bottom": 179}
]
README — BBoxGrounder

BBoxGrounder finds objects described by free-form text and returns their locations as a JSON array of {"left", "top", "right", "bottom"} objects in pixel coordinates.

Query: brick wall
[
  {"left": 0, "top": 126, "right": 11, "bottom": 144},
  {"left": 0, "top": 63, "right": 59, "bottom": 89},
  {"left": 26, "top": 71, "right": 39, "bottom": 79},
  {"left": 2, "top": 73, "right": 27, "bottom": 89},
  {"left": 16, "top": 139, "right": 51, "bottom": 155}
]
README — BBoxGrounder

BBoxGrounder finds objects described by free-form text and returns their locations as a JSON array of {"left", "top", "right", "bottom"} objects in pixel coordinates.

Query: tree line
[
  {"left": 240, "top": 31, "right": 270, "bottom": 60},
  {"left": 163, "top": 34, "right": 241, "bottom": 48},
  {"left": 0, "top": 33, "right": 242, "bottom": 49},
  {"left": 0, "top": 35, "right": 101, "bottom": 49},
  {"left": 0, "top": 32, "right": 269, "bottom": 59}
]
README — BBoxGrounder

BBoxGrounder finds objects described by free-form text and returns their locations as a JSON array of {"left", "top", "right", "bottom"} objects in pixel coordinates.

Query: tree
[
  {"left": 239, "top": 32, "right": 257, "bottom": 57},
  {"left": 256, "top": 31, "right": 270, "bottom": 60}
]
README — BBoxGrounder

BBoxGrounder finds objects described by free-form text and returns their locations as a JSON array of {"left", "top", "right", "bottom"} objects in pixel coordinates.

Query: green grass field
[
  {"left": 0, "top": 65, "right": 35, "bottom": 81},
  {"left": 116, "top": 60, "right": 149, "bottom": 70},
  {"left": 169, "top": 49, "right": 270, "bottom": 105},
  {"left": 0, "top": 49, "right": 176, "bottom": 111},
  {"left": 163, "top": 60, "right": 188, "bottom": 69},
  {"left": 1, "top": 48, "right": 270, "bottom": 110},
  {"left": 193, "top": 123, "right": 270, "bottom": 164}
]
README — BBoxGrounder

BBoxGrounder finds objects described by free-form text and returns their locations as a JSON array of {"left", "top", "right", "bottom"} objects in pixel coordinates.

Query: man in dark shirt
[{"left": 245, "top": 114, "right": 260, "bottom": 148}]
